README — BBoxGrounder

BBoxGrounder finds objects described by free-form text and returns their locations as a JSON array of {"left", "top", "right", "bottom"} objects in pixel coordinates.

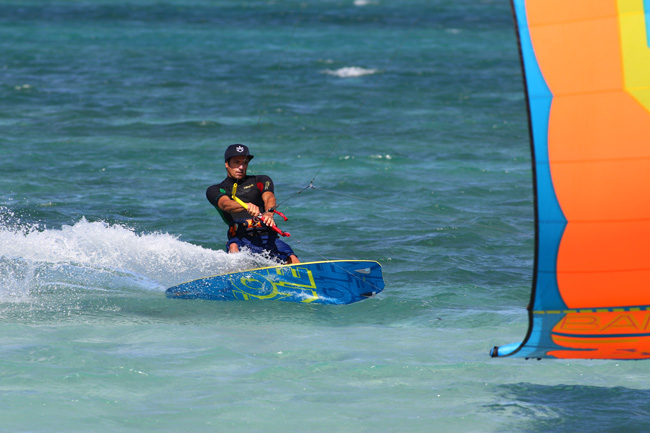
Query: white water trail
[{"left": 0, "top": 210, "right": 277, "bottom": 302}]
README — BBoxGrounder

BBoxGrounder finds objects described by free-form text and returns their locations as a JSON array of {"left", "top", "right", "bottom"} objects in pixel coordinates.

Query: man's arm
[
  {"left": 260, "top": 191, "right": 277, "bottom": 227},
  {"left": 217, "top": 195, "right": 262, "bottom": 218}
]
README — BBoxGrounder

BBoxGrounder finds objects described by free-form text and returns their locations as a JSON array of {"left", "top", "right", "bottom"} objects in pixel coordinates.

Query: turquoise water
[{"left": 2, "top": 1, "right": 649, "bottom": 432}]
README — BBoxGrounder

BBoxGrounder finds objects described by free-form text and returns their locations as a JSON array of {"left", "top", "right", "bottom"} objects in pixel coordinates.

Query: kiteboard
[{"left": 165, "top": 260, "right": 384, "bottom": 305}]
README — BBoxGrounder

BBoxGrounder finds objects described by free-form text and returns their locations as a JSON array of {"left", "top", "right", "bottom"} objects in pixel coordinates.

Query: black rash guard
[{"left": 206, "top": 175, "right": 274, "bottom": 227}]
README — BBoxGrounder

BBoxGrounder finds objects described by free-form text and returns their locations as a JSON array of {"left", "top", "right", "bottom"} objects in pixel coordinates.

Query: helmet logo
[{"left": 236, "top": 146, "right": 244, "bottom": 153}]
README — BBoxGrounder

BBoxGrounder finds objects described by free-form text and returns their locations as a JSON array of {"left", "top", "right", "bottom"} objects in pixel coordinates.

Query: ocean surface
[{"left": 1, "top": 1, "right": 649, "bottom": 432}]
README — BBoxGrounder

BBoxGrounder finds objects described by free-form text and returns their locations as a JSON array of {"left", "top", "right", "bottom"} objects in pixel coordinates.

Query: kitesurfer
[{"left": 206, "top": 144, "right": 300, "bottom": 264}]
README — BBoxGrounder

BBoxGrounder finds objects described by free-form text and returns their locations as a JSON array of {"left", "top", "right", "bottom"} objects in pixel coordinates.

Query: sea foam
[
  {"left": 322, "top": 66, "right": 379, "bottom": 78},
  {"left": 0, "top": 212, "right": 275, "bottom": 302}
]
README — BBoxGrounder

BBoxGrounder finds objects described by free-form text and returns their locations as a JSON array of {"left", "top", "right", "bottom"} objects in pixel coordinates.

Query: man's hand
[
  {"left": 246, "top": 203, "right": 261, "bottom": 218},
  {"left": 246, "top": 205, "right": 276, "bottom": 227},
  {"left": 261, "top": 212, "right": 276, "bottom": 227}
]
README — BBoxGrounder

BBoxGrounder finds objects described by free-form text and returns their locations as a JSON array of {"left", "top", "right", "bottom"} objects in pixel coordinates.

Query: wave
[
  {"left": 321, "top": 66, "right": 379, "bottom": 78},
  {"left": 0, "top": 211, "right": 277, "bottom": 303}
]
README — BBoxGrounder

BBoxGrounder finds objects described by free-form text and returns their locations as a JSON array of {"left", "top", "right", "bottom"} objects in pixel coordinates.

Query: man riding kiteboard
[{"left": 206, "top": 144, "right": 300, "bottom": 264}]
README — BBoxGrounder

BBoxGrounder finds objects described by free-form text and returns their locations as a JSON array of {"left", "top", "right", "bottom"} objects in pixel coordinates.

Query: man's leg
[
  {"left": 227, "top": 237, "right": 243, "bottom": 254},
  {"left": 272, "top": 238, "right": 299, "bottom": 264}
]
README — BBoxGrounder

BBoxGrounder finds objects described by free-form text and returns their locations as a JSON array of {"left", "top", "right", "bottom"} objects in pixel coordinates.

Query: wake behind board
[{"left": 165, "top": 260, "right": 384, "bottom": 305}]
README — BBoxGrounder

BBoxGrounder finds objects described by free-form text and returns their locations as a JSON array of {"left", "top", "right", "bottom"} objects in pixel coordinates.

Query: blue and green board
[{"left": 166, "top": 260, "right": 385, "bottom": 305}]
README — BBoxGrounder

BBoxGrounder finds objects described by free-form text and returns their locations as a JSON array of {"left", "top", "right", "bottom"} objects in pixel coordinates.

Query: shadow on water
[
  {"left": 0, "top": 254, "right": 510, "bottom": 331},
  {"left": 0, "top": 280, "right": 443, "bottom": 329},
  {"left": 486, "top": 382, "right": 650, "bottom": 433}
]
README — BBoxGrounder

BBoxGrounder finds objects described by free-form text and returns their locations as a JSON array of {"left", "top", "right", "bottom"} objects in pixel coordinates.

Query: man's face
[{"left": 225, "top": 155, "right": 249, "bottom": 180}]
